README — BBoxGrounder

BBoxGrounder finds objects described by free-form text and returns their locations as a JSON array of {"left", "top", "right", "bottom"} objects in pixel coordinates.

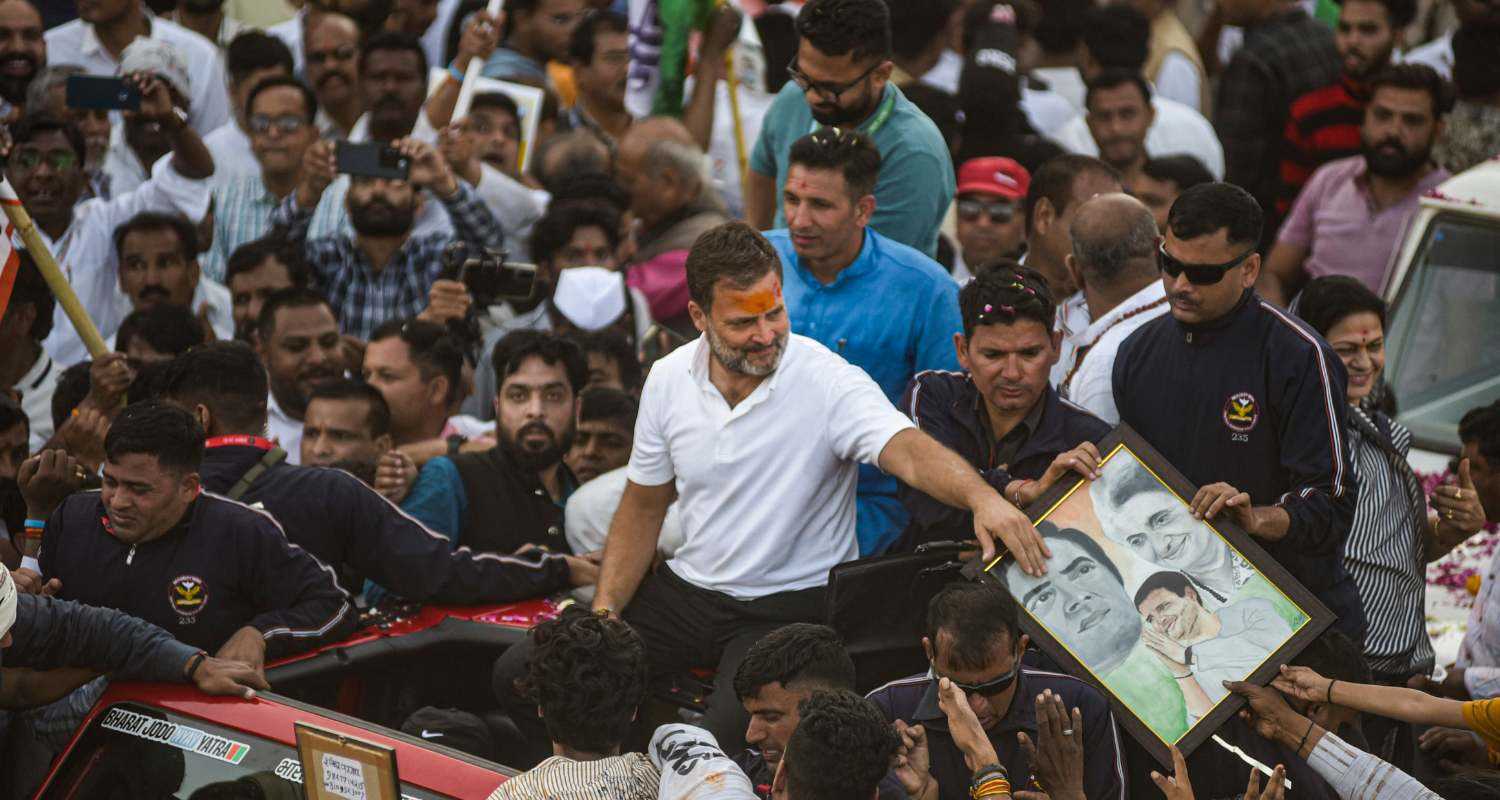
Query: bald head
[
  {"left": 616, "top": 116, "right": 705, "bottom": 226},
  {"left": 619, "top": 117, "right": 702, "bottom": 179},
  {"left": 1069, "top": 193, "right": 1159, "bottom": 290}
]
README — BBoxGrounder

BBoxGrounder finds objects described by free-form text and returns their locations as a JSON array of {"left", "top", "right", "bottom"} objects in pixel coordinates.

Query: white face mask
[{"left": 0, "top": 564, "right": 16, "bottom": 645}]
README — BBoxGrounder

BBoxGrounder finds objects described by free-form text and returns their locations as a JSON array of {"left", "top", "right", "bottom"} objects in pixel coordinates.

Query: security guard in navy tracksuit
[
  {"left": 1112, "top": 183, "right": 1365, "bottom": 642},
  {"left": 27, "top": 402, "right": 355, "bottom": 665},
  {"left": 159, "top": 342, "right": 588, "bottom": 603}
]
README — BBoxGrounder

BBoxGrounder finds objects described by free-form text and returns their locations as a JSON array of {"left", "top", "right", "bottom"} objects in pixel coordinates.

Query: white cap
[
  {"left": 552, "top": 267, "right": 627, "bottom": 332},
  {"left": 0, "top": 563, "right": 17, "bottom": 642},
  {"left": 120, "top": 38, "right": 192, "bottom": 103}
]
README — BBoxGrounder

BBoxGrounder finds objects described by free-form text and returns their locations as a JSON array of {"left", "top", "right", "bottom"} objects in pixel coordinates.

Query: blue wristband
[
  {"left": 447, "top": 62, "right": 465, "bottom": 83},
  {"left": 23, "top": 518, "right": 46, "bottom": 528}
]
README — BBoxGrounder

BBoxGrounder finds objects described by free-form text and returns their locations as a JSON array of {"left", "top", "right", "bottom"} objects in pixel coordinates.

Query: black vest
[{"left": 448, "top": 446, "right": 575, "bottom": 555}]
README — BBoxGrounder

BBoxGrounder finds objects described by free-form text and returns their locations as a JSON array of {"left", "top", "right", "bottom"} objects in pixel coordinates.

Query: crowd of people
[{"left": 0, "top": 0, "right": 1496, "bottom": 796}]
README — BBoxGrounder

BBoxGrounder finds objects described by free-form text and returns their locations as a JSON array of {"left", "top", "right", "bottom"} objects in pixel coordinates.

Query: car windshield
[
  {"left": 1384, "top": 213, "right": 1500, "bottom": 453},
  {"left": 39, "top": 702, "right": 462, "bottom": 800}
]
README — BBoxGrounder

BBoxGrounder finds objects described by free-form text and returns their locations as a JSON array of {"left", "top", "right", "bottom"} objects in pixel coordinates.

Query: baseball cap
[
  {"left": 400, "top": 706, "right": 496, "bottom": 760},
  {"left": 956, "top": 157, "right": 1030, "bottom": 200}
]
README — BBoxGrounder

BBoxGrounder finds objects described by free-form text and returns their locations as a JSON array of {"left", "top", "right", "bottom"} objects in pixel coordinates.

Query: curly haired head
[
  {"left": 518, "top": 606, "right": 648, "bottom": 754},
  {"left": 780, "top": 690, "right": 898, "bottom": 800}
]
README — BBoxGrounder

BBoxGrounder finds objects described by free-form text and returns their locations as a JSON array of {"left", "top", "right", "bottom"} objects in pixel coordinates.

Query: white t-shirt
[
  {"left": 203, "top": 122, "right": 260, "bottom": 188},
  {"left": 1152, "top": 51, "right": 1203, "bottom": 112},
  {"left": 1058, "top": 281, "right": 1169, "bottom": 424},
  {"left": 44, "top": 13, "right": 231, "bottom": 136},
  {"left": 1053, "top": 95, "right": 1225, "bottom": 179},
  {"left": 1403, "top": 33, "right": 1453, "bottom": 79},
  {"left": 565, "top": 467, "right": 685, "bottom": 557},
  {"left": 267, "top": 391, "right": 304, "bottom": 465},
  {"left": 1032, "top": 66, "right": 1086, "bottom": 113},
  {"left": 14, "top": 351, "right": 57, "bottom": 452},
  {"left": 628, "top": 333, "right": 914, "bottom": 598}
]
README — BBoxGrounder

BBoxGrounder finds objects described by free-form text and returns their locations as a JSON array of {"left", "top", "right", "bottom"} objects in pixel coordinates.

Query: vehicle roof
[
  {"left": 47, "top": 682, "right": 514, "bottom": 797},
  {"left": 1423, "top": 158, "right": 1500, "bottom": 213}
]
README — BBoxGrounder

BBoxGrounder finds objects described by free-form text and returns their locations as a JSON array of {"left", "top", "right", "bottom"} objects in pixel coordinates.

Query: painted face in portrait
[{"left": 1004, "top": 525, "right": 1142, "bottom": 673}]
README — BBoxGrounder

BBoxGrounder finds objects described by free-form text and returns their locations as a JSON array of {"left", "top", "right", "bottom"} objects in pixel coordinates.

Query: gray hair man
[
  {"left": 615, "top": 117, "right": 728, "bottom": 334},
  {"left": 1053, "top": 193, "right": 1169, "bottom": 423}
]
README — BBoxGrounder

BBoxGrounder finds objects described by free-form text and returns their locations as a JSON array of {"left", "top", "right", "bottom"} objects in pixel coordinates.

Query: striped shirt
[
  {"left": 486, "top": 753, "right": 659, "bottom": 800},
  {"left": 1277, "top": 77, "right": 1368, "bottom": 216},
  {"left": 1343, "top": 406, "right": 1433, "bottom": 676},
  {"left": 203, "top": 175, "right": 282, "bottom": 283},
  {"left": 1308, "top": 729, "right": 1439, "bottom": 800},
  {"left": 270, "top": 182, "right": 505, "bottom": 340}
]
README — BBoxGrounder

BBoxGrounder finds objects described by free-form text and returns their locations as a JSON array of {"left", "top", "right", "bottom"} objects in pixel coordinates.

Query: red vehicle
[
  {"left": 33, "top": 682, "right": 515, "bottom": 799},
  {"left": 32, "top": 598, "right": 564, "bottom": 800}
]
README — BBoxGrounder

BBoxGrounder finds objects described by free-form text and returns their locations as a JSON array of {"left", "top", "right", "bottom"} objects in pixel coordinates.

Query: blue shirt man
[
  {"left": 746, "top": 0, "right": 954, "bottom": 258},
  {"left": 765, "top": 128, "right": 961, "bottom": 555}
]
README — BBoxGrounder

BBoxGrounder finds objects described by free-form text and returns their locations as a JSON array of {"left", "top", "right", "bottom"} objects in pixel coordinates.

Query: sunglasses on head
[
  {"left": 1158, "top": 242, "right": 1256, "bottom": 286},
  {"left": 957, "top": 199, "right": 1017, "bottom": 224},
  {"left": 929, "top": 651, "right": 1023, "bottom": 695}
]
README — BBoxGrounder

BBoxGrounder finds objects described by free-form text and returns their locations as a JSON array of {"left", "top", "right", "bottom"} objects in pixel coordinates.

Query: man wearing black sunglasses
[
  {"left": 869, "top": 581, "right": 1125, "bottom": 800},
  {"left": 1112, "top": 182, "right": 1365, "bottom": 642},
  {"left": 744, "top": 0, "right": 953, "bottom": 259}
]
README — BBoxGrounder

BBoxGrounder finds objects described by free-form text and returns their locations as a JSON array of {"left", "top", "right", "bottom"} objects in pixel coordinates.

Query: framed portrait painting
[{"left": 977, "top": 424, "right": 1333, "bottom": 766}]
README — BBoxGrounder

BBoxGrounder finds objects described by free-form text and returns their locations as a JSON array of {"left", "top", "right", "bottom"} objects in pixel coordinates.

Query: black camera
[{"left": 442, "top": 243, "right": 538, "bottom": 307}]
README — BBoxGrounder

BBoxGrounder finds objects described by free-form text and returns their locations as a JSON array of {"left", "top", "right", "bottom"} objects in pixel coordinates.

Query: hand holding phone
[
  {"left": 65, "top": 76, "right": 140, "bottom": 111},
  {"left": 335, "top": 141, "right": 410, "bottom": 180}
]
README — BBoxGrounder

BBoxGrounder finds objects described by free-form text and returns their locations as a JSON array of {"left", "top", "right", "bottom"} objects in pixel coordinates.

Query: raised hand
[
  {"left": 396, "top": 137, "right": 459, "bottom": 199},
  {"left": 1017, "top": 689, "right": 1085, "bottom": 800},
  {"left": 17, "top": 450, "right": 86, "bottom": 519},
  {"left": 892, "top": 719, "right": 935, "bottom": 800},
  {"left": 297, "top": 139, "right": 338, "bottom": 209},
  {"left": 1149, "top": 746, "right": 1196, "bottom": 800}
]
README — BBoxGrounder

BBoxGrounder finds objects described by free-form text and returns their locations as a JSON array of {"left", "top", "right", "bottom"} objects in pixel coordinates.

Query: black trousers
[{"left": 493, "top": 565, "right": 826, "bottom": 765}]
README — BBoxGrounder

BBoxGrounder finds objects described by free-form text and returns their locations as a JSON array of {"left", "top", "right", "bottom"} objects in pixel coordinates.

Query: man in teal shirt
[
  {"left": 765, "top": 129, "right": 962, "bottom": 555},
  {"left": 745, "top": 0, "right": 954, "bottom": 258}
]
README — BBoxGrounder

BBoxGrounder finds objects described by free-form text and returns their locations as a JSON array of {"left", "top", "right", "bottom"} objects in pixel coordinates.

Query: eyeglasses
[
  {"left": 248, "top": 114, "right": 308, "bottom": 135},
  {"left": 787, "top": 55, "right": 881, "bottom": 103},
  {"left": 1158, "top": 242, "right": 1256, "bottom": 286},
  {"left": 928, "top": 652, "right": 1023, "bottom": 696},
  {"left": 12, "top": 150, "right": 77, "bottom": 171},
  {"left": 957, "top": 199, "right": 1017, "bottom": 224},
  {"left": 307, "top": 44, "right": 357, "bottom": 65}
]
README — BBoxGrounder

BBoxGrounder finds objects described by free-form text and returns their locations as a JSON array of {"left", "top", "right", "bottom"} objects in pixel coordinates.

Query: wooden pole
[{"left": 0, "top": 180, "right": 108, "bottom": 358}]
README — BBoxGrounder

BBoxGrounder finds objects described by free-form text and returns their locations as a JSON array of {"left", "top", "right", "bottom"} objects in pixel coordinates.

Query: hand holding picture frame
[{"left": 978, "top": 424, "right": 1333, "bottom": 766}]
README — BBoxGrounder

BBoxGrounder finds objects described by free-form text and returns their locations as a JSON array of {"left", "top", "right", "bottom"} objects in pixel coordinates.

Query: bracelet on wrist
[
  {"left": 1326, "top": 679, "right": 1337, "bottom": 704},
  {"left": 1295, "top": 718, "right": 1316, "bottom": 754},
  {"left": 447, "top": 62, "right": 465, "bottom": 83},
  {"left": 971, "top": 765, "right": 1012, "bottom": 800},
  {"left": 185, "top": 651, "right": 208, "bottom": 680},
  {"left": 23, "top": 518, "right": 46, "bottom": 528}
]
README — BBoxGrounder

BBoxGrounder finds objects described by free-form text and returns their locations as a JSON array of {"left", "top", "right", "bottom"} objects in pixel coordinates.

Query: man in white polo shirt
[{"left": 573, "top": 222, "right": 1046, "bottom": 754}]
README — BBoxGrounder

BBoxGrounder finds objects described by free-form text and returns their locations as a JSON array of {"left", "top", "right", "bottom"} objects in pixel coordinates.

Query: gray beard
[{"left": 706, "top": 326, "right": 786, "bottom": 377}]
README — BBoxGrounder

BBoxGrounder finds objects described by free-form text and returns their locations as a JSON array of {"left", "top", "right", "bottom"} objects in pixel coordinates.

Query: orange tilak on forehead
[{"left": 726, "top": 279, "right": 783, "bottom": 315}]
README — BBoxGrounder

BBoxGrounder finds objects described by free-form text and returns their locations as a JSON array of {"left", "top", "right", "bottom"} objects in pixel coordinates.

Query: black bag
[{"left": 826, "top": 541, "right": 972, "bottom": 692}]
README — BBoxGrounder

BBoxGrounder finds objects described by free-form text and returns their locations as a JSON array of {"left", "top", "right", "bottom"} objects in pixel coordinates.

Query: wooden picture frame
[
  {"left": 295, "top": 722, "right": 401, "bottom": 800},
  {"left": 977, "top": 424, "right": 1333, "bottom": 767}
]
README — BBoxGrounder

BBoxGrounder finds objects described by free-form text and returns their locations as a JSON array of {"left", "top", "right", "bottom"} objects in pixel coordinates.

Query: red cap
[{"left": 956, "top": 157, "right": 1030, "bottom": 200}]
